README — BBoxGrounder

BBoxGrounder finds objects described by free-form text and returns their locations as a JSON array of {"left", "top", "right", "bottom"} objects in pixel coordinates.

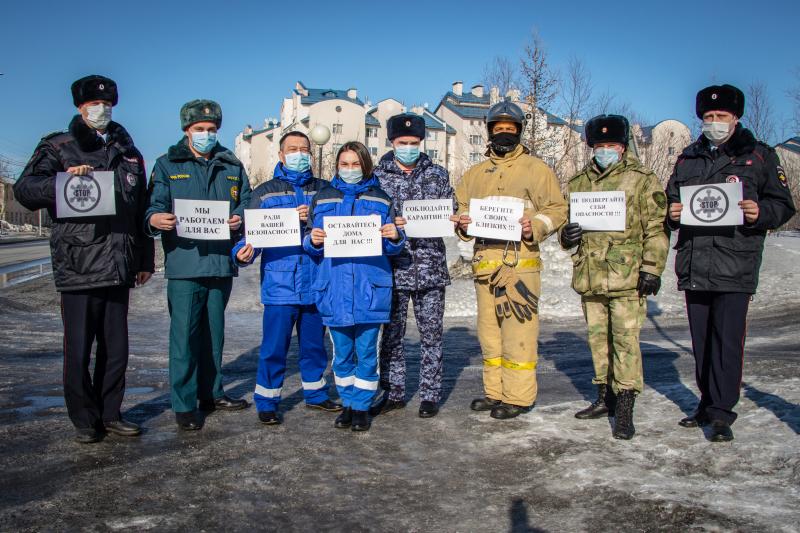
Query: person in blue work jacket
[
  {"left": 145, "top": 99, "right": 252, "bottom": 431},
  {"left": 303, "top": 141, "right": 405, "bottom": 432},
  {"left": 232, "top": 131, "right": 342, "bottom": 426}
]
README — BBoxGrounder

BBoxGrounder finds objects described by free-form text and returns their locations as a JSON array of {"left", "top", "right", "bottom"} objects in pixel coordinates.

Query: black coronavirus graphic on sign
[
  {"left": 690, "top": 185, "right": 728, "bottom": 223},
  {"left": 64, "top": 175, "right": 102, "bottom": 213}
]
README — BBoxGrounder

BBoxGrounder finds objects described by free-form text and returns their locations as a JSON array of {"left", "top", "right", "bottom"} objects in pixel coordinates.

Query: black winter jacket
[
  {"left": 14, "top": 116, "right": 154, "bottom": 291},
  {"left": 665, "top": 125, "right": 795, "bottom": 293}
]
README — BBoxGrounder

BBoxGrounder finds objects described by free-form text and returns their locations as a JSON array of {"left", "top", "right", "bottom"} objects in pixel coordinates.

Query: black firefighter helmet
[{"left": 486, "top": 101, "right": 526, "bottom": 155}]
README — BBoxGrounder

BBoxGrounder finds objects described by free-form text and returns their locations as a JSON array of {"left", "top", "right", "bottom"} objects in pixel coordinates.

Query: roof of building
[
  {"left": 437, "top": 94, "right": 577, "bottom": 132},
  {"left": 294, "top": 81, "right": 364, "bottom": 106},
  {"left": 777, "top": 136, "right": 800, "bottom": 155},
  {"left": 365, "top": 110, "right": 380, "bottom": 126},
  {"left": 421, "top": 109, "right": 456, "bottom": 134},
  {"left": 243, "top": 121, "right": 281, "bottom": 140}
]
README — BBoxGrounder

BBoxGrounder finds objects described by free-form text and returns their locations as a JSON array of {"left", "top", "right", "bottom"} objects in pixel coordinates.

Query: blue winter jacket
[
  {"left": 302, "top": 175, "right": 405, "bottom": 327},
  {"left": 231, "top": 163, "right": 327, "bottom": 305}
]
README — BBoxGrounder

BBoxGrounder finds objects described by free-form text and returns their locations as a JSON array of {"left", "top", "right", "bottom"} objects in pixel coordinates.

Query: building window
[
  {"left": 470, "top": 152, "right": 482, "bottom": 163},
  {"left": 469, "top": 135, "right": 483, "bottom": 145},
  {"left": 332, "top": 123, "right": 343, "bottom": 134},
  {"left": 369, "top": 147, "right": 378, "bottom": 156},
  {"left": 426, "top": 149, "right": 439, "bottom": 160},
  {"left": 426, "top": 130, "right": 438, "bottom": 141},
  {"left": 668, "top": 147, "right": 675, "bottom": 155},
  {"left": 366, "top": 127, "right": 378, "bottom": 138},
  {"left": 545, "top": 157, "right": 556, "bottom": 168},
  {"left": 332, "top": 144, "right": 342, "bottom": 155}
]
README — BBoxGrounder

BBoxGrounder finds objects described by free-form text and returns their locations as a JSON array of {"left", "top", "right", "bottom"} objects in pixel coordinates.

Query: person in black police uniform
[
  {"left": 14, "top": 75, "right": 154, "bottom": 444},
  {"left": 665, "top": 84, "right": 795, "bottom": 442}
]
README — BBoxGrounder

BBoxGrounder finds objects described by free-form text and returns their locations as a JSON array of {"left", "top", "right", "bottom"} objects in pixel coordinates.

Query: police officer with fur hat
[
  {"left": 372, "top": 113, "right": 454, "bottom": 418},
  {"left": 454, "top": 101, "right": 567, "bottom": 419},
  {"left": 666, "top": 84, "right": 795, "bottom": 442},
  {"left": 14, "top": 75, "right": 154, "bottom": 443},
  {"left": 146, "top": 99, "right": 252, "bottom": 430},
  {"left": 560, "top": 114, "right": 668, "bottom": 440}
]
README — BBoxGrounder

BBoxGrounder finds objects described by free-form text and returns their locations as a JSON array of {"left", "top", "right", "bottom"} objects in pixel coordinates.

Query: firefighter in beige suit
[{"left": 453, "top": 101, "right": 568, "bottom": 419}]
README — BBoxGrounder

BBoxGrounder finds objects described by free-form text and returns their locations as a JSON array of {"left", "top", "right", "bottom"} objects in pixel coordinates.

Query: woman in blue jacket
[{"left": 303, "top": 142, "right": 405, "bottom": 431}]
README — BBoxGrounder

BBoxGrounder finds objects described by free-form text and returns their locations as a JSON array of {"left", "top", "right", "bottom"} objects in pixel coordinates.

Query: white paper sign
[
  {"left": 680, "top": 182, "right": 743, "bottom": 226},
  {"left": 244, "top": 208, "right": 301, "bottom": 248},
  {"left": 55, "top": 171, "right": 116, "bottom": 218},
  {"left": 174, "top": 199, "right": 231, "bottom": 240},
  {"left": 402, "top": 199, "right": 454, "bottom": 238},
  {"left": 324, "top": 215, "right": 382, "bottom": 258},
  {"left": 466, "top": 198, "right": 524, "bottom": 241},
  {"left": 570, "top": 191, "right": 627, "bottom": 231}
]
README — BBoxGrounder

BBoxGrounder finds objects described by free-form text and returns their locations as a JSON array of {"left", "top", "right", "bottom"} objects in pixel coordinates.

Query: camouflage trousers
[
  {"left": 581, "top": 294, "right": 646, "bottom": 394},
  {"left": 379, "top": 288, "right": 445, "bottom": 402}
]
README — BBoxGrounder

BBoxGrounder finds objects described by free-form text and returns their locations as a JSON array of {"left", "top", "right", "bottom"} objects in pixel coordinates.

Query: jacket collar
[
  {"left": 167, "top": 136, "right": 240, "bottom": 166},
  {"left": 331, "top": 174, "right": 379, "bottom": 195},
  {"left": 69, "top": 115, "right": 135, "bottom": 154},
  {"left": 273, "top": 162, "right": 314, "bottom": 186}
]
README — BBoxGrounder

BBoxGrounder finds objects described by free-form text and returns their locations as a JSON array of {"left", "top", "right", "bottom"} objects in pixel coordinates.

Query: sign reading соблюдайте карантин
[
  {"left": 569, "top": 191, "right": 626, "bottom": 231},
  {"left": 174, "top": 199, "right": 230, "bottom": 240},
  {"left": 244, "top": 208, "right": 301, "bottom": 248},
  {"left": 402, "top": 199, "right": 454, "bottom": 238},
  {"left": 466, "top": 198, "right": 524, "bottom": 241},
  {"left": 323, "top": 215, "right": 382, "bottom": 258}
]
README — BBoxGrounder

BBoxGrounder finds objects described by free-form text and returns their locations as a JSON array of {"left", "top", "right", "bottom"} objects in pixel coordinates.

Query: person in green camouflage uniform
[{"left": 560, "top": 114, "right": 669, "bottom": 440}]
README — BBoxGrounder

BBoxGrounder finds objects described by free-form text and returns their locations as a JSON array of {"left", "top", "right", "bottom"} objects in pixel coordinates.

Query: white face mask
[
  {"left": 85, "top": 103, "right": 112, "bottom": 130},
  {"left": 702, "top": 121, "right": 732, "bottom": 144}
]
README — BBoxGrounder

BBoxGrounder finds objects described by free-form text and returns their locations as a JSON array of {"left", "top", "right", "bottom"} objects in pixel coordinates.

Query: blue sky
[{"left": 1, "top": 0, "right": 798, "bottom": 175}]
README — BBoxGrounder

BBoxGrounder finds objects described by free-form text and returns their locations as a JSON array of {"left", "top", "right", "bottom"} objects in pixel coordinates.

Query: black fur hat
[
  {"left": 71, "top": 75, "right": 118, "bottom": 107},
  {"left": 387, "top": 113, "right": 425, "bottom": 141},
  {"left": 180, "top": 99, "right": 222, "bottom": 130},
  {"left": 585, "top": 114, "right": 629, "bottom": 147},
  {"left": 696, "top": 84, "right": 745, "bottom": 118}
]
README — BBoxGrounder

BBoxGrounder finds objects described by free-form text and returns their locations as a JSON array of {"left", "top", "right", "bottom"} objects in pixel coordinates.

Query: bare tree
[
  {"left": 518, "top": 30, "right": 558, "bottom": 158},
  {"left": 788, "top": 67, "right": 800, "bottom": 137},
  {"left": 553, "top": 55, "right": 593, "bottom": 185},
  {"left": 744, "top": 81, "right": 776, "bottom": 144},
  {"left": 482, "top": 55, "right": 518, "bottom": 97}
]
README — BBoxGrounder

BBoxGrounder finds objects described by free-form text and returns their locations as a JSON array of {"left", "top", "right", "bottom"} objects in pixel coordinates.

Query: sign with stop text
[
  {"left": 55, "top": 171, "right": 116, "bottom": 218},
  {"left": 174, "top": 199, "right": 230, "bottom": 240},
  {"left": 323, "top": 215, "right": 382, "bottom": 258},
  {"left": 244, "top": 208, "right": 301, "bottom": 248},
  {"left": 402, "top": 199, "right": 454, "bottom": 238},
  {"left": 570, "top": 191, "right": 627, "bottom": 231},
  {"left": 467, "top": 198, "right": 524, "bottom": 242},
  {"left": 680, "top": 182, "right": 743, "bottom": 226}
]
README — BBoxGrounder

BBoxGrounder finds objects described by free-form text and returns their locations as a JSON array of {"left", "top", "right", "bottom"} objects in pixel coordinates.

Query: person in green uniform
[
  {"left": 145, "top": 99, "right": 252, "bottom": 430},
  {"left": 560, "top": 114, "right": 669, "bottom": 440}
]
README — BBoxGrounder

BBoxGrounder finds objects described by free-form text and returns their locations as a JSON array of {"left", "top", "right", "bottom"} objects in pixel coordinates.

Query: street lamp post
[{"left": 309, "top": 124, "right": 331, "bottom": 179}]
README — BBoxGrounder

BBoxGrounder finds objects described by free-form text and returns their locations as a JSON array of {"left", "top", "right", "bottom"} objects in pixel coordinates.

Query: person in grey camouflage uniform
[{"left": 371, "top": 113, "right": 454, "bottom": 418}]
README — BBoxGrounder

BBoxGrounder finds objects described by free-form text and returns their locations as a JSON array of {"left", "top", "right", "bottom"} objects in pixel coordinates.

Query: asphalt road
[{"left": 0, "top": 239, "right": 50, "bottom": 268}]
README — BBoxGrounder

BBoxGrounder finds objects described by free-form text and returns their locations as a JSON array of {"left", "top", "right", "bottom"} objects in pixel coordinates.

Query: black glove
[
  {"left": 560, "top": 222, "right": 583, "bottom": 248},
  {"left": 494, "top": 286, "right": 512, "bottom": 319},
  {"left": 637, "top": 271, "right": 661, "bottom": 297}
]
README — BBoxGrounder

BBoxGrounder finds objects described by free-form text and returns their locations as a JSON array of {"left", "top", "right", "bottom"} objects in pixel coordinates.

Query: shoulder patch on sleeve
[
  {"left": 653, "top": 191, "right": 667, "bottom": 209},
  {"left": 777, "top": 165, "right": 789, "bottom": 188}
]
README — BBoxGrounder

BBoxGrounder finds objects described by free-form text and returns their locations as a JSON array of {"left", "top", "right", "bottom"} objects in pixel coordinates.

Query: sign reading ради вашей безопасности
[
  {"left": 569, "top": 191, "right": 626, "bottom": 231},
  {"left": 173, "top": 199, "right": 230, "bottom": 240},
  {"left": 244, "top": 208, "right": 301, "bottom": 248}
]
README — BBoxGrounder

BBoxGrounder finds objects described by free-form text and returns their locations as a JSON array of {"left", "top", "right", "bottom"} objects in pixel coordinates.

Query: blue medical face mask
[
  {"left": 190, "top": 131, "right": 217, "bottom": 154},
  {"left": 338, "top": 167, "right": 363, "bottom": 183},
  {"left": 594, "top": 147, "right": 620, "bottom": 169},
  {"left": 284, "top": 151, "right": 311, "bottom": 172},
  {"left": 394, "top": 144, "right": 421, "bottom": 165}
]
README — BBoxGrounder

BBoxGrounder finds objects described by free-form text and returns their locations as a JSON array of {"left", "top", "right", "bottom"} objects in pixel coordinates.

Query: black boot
[
  {"left": 710, "top": 420, "right": 734, "bottom": 442},
  {"left": 679, "top": 409, "right": 710, "bottom": 428},
  {"left": 470, "top": 397, "right": 501, "bottom": 411},
  {"left": 612, "top": 390, "right": 636, "bottom": 440},
  {"left": 351, "top": 410, "right": 371, "bottom": 432},
  {"left": 334, "top": 407, "right": 353, "bottom": 429},
  {"left": 368, "top": 393, "right": 406, "bottom": 416},
  {"left": 489, "top": 403, "right": 531, "bottom": 419},
  {"left": 575, "top": 384, "right": 612, "bottom": 419}
]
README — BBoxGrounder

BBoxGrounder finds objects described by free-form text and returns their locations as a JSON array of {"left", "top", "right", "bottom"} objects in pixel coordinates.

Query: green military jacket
[{"left": 564, "top": 151, "right": 668, "bottom": 297}]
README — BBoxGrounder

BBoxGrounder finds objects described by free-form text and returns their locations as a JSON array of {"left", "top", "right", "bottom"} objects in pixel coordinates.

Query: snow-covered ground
[{"left": 444, "top": 232, "right": 800, "bottom": 320}]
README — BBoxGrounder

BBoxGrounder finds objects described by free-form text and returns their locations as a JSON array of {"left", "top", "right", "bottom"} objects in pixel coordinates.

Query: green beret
[{"left": 180, "top": 99, "right": 222, "bottom": 130}]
